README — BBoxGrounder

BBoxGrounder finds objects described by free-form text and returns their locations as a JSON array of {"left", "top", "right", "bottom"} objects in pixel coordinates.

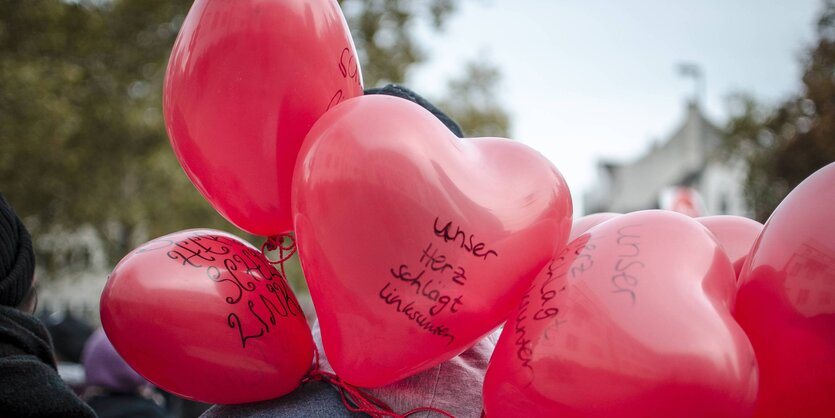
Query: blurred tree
[
  {"left": 438, "top": 60, "right": 511, "bottom": 137},
  {"left": 339, "top": 0, "right": 456, "bottom": 87},
  {"left": 0, "top": 0, "right": 220, "bottom": 275},
  {"left": 722, "top": 0, "right": 835, "bottom": 222},
  {"left": 0, "top": 0, "right": 511, "bottom": 282},
  {"left": 340, "top": 0, "right": 511, "bottom": 137}
]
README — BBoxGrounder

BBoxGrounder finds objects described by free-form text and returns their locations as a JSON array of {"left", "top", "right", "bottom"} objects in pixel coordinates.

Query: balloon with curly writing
[
  {"left": 100, "top": 230, "right": 313, "bottom": 404},
  {"left": 164, "top": 0, "right": 363, "bottom": 236},
  {"left": 697, "top": 215, "right": 763, "bottom": 281},
  {"left": 293, "top": 95, "right": 573, "bottom": 387},
  {"left": 734, "top": 162, "right": 835, "bottom": 418},
  {"left": 483, "top": 210, "right": 758, "bottom": 418}
]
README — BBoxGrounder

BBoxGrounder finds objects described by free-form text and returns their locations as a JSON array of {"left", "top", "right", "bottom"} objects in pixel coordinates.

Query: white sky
[{"left": 407, "top": 0, "right": 822, "bottom": 215}]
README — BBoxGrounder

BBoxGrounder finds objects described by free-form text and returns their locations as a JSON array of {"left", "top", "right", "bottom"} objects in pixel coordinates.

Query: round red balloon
[
  {"left": 293, "top": 95, "right": 573, "bottom": 387},
  {"left": 734, "top": 162, "right": 835, "bottom": 418},
  {"left": 164, "top": 0, "right": 363, "bottom": 236},
  {"left": 484, "top": 210, "right": 757, "bottom": 418},
  {"left": 101, "top": 230, "right": 313, "bottom": 404},
  {"left": 697, "top": 215, "right": 763, "bottom": 281}
]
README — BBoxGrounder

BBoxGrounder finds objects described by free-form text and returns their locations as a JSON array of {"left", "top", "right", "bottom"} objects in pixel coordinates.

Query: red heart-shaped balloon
[
  {"left": 292, "top": 95, "right": 573, "bottom": 387},
  {"left": 100, "top": 230, "right": 313, "bottom": 404},
  {"left": 697, "top": 215, "right": 763, "bottom": 280},
  {"left": 484, "top": 210, "right": 758, "bottom": 418},
  {"left": 164, "top": 0, "right": 363, "bottom": 236},
  {"left": 734, "top": 162, "right": 835, "bottom": 418}
]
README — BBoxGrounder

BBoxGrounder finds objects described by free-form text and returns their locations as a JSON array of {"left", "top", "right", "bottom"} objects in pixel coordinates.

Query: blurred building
[{"left": 584, "top": 101, "right": 749, "bottom": 217}]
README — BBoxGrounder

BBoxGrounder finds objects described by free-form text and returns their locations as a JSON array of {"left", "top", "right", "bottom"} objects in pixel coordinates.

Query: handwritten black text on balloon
[
  {"left": 141, "top": 233, "right": 302, "bottom": 349},
  {"left": 433, "top": 217, "right": 498, "bottom": 260},
  {"left": 378, "top": 282, "right": 456, "bottom": 346}
]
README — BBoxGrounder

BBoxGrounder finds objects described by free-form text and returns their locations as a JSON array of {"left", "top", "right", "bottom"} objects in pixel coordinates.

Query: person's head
[
  {"left": 0, "top": 193, "right": 36, "bottom": 312},
  {"left": 364, "top": 84, "right": 464, "bottom": 138},
  {"left": 44, "top": 311, "right": 94, "bottom": 363}
]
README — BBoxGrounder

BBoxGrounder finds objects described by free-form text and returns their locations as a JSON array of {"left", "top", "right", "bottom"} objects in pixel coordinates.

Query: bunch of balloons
[
  {"left": 99, "top": 1, "right": 834, "bottom": 416},
  {"left": 102, "top": 0, "right": 574, "bottom": 404},
  {"left": 484, "top": 162, "right": 834, "bottom": 417}
]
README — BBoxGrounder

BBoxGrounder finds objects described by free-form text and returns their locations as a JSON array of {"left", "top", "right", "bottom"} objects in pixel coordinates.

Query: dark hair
[{"left": 364, "top": 84, "right": 464, "bottom": 138}]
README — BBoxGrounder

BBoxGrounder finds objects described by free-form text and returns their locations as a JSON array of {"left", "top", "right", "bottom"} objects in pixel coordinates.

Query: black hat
[
  {"left": 0, "top": 193, "right": 35, "bottom": 307},
  {"left": 364, "top": 84, "right": 464, "bottom": 138}
]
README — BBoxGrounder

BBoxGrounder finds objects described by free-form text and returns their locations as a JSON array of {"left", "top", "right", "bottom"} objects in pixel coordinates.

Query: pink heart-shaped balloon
[
  {"left": 101, "top": 229, "right": 313, "bottom": 404},
  {"left": 697, "top": 215, "right": 763, "bottom": 280},
  {"left": 164, "top": 0, "right": 363, "bottom": 236},
  {"left": 484, "top": 210, "right": 758, "bottom": 418},
  {"left": 734, "top": 162, "right": 835, "bottom": 418},
  {"left": 292, "top": 95, "right": 573, "bottom": 387}
]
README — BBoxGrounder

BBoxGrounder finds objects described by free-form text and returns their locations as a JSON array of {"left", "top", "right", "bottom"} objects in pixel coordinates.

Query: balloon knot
[
  {"left": 260, "top": 233, "right": 296, "bottom": 279},
  {"left": 260, "top": 233, "right": 296, "bottom": 265}
]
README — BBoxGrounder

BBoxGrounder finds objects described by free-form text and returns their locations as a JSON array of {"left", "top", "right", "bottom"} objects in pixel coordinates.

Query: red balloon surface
[
  {"left": 568, "top": 212, "right": 619, "bottom": 241},
  {"left": 292, "top": 95, "right": 573, "bottom": 387},
  {"left": 484, "top": 210, "right": 758, "bottom": 418},
  {"left": 734, "top": 162, "right": 835, "bottom": 418},
  {"left": 164, "top": 0, "right": 363, "bottom": 236},
  {"left": 100, "top": 230, "right": 314, "bottom": 404},
  {"left": 697, "top": 215, "right": 763, "bottom": 280}
]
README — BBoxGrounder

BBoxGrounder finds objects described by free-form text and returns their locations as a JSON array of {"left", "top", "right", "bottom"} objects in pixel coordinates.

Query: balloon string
[
  {"left": 302, "top": 346, "right": 455, "bottom": 418},
  {"left": 260, "top": 233, "right": 297, "bottom": 277}
]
